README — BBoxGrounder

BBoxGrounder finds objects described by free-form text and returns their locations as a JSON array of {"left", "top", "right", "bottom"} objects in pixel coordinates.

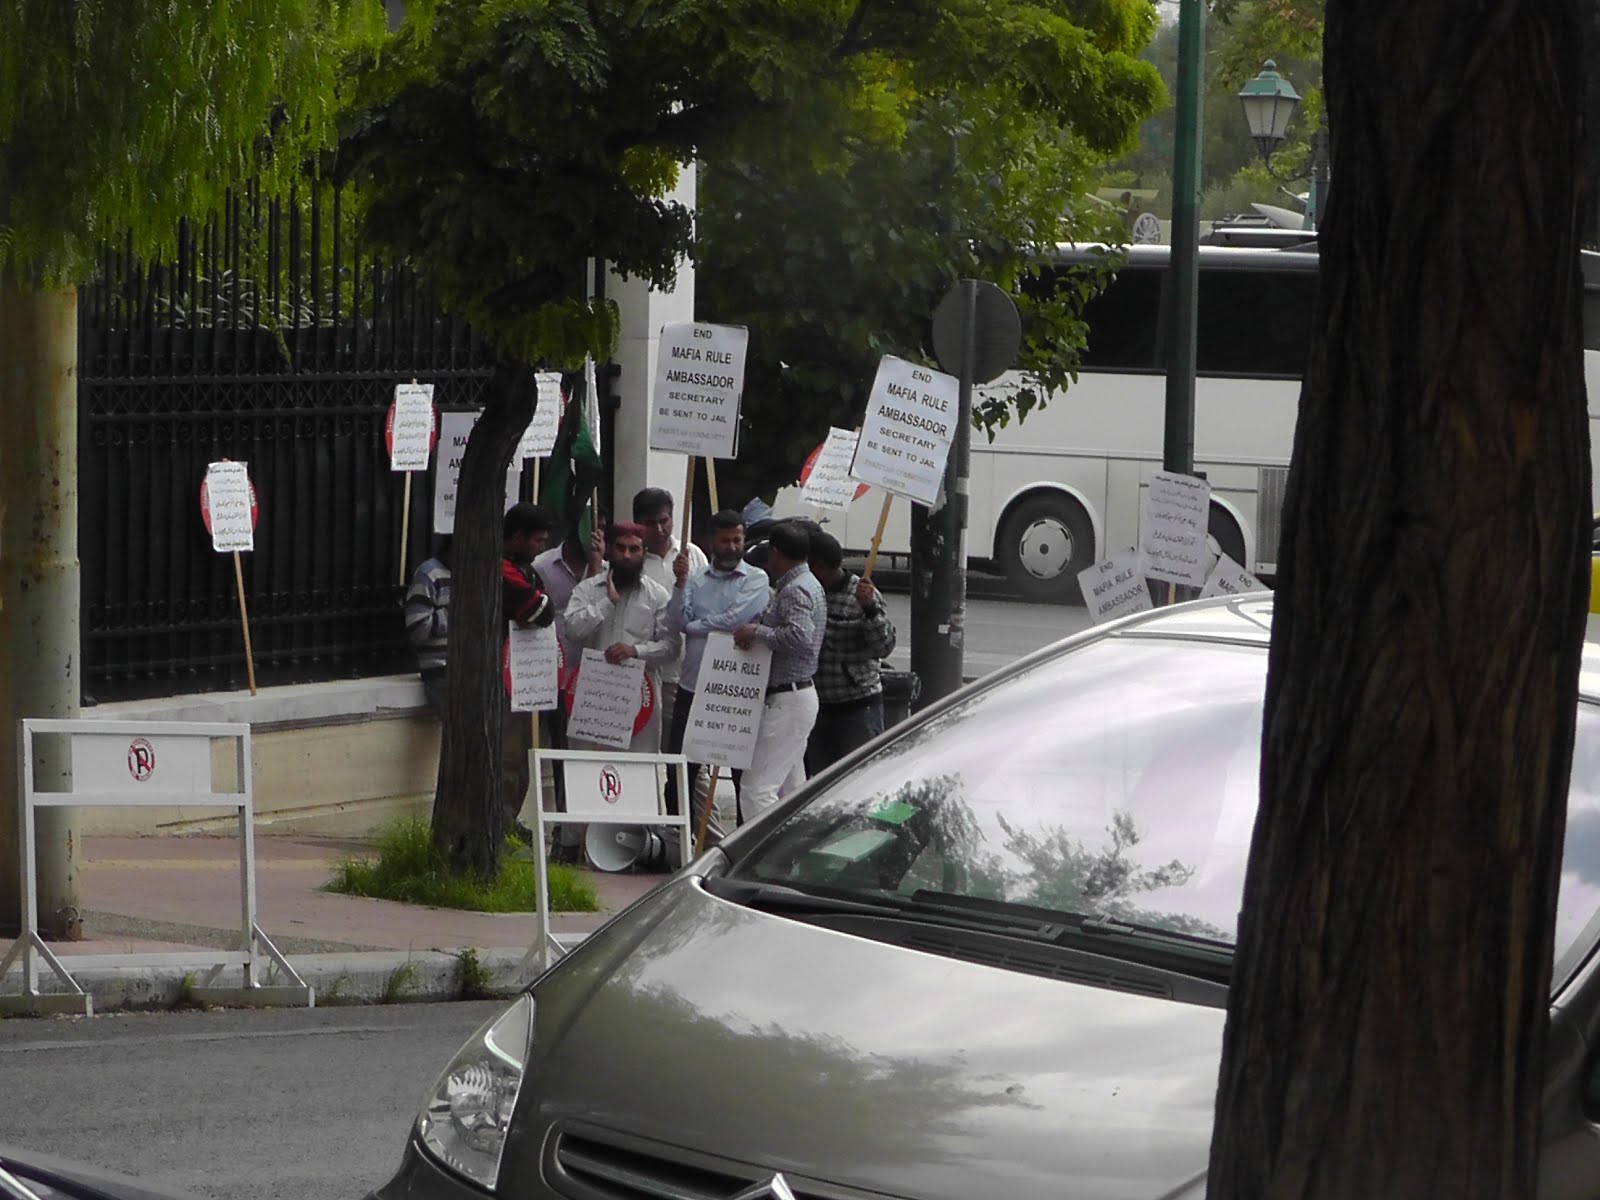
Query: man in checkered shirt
[{"left": 804, "top": 530, "right": 897, "bottom": 774}]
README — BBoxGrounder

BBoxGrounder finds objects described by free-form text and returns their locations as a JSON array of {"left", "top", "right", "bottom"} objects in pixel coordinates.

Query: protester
[
  {"left": 634, "top": 486, "right": 707, "bottom": 739},
  {"left": 500, "top": 503, "right": 557, "bottom": 842},
  {"left": 734, "top": 520, "right": 825, "bottom": 823},
  {"left": 805, "top": 530, "right": 897, "bottom": 774},
  {"left": 563, "top": 522, "right": 681, "bottom": 753},
  {"left": 402, "top": 535, "right": 452, "bottom": 720},
  {"left": 531, "top": 528, "right": 597, "bottom": 658},
  {"left": 664, "top": 510, "right": 770, "bottom": 825}
]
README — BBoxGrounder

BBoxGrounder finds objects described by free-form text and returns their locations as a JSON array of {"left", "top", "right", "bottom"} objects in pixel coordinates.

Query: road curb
[{"left": 3, "top": 946, "right": 536, "bottom": 1016}]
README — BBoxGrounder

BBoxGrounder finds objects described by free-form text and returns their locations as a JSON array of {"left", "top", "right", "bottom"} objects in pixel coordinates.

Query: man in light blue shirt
[{"left": 663, "top": 509, "right": 770, "bottom": 821}]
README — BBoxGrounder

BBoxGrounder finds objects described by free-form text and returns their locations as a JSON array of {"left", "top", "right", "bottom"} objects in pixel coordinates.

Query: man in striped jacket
[{"left": 403, "top": 536, "right": 452, "bottom": 720}]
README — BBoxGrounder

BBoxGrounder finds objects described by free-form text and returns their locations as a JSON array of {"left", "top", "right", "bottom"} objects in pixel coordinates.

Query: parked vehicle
[{"left": 374, "top": 596, "right": 1600, "bottom": 1200}]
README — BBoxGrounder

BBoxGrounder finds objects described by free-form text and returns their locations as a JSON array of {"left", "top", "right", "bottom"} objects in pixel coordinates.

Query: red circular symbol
[
  {"left": 561, "top": 664, "right": 656, "bottom": 736},
  {"left": 799, "top": 439, "right": 870, "bottom": 500},
  {"left": 384, "top": 399, "right": 440, "bottom": 457},
  {"left": 127, "top": 738, "right": 156, "bottom": 782},
  {"left": 599, "top": 767, "right": 624, "bottom": 804},
  {"left": 198, "top": 461, "right": 260, "bottom": 534}
]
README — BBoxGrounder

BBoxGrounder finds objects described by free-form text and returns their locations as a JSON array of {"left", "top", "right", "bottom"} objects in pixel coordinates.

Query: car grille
[{"left": 545, "top": 1124, "right": 904, "bottom": 1200}]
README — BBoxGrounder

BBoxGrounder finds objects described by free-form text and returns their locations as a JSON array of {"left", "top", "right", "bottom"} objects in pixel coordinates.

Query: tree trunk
[
  {"left": 0, "top": 280, "right": 83, "bottom": 936},
  {"left": 1208, "top": 3, "right": 1589, "bottom": 1197},
  {"left": 431, "top": 359, "right": 535, "bottom": 877}
]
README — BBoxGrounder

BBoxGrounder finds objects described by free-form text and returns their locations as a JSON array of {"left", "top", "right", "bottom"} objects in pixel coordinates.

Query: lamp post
[{"left": 1238, "top": 60, "right": 1330, "bottom": 230}]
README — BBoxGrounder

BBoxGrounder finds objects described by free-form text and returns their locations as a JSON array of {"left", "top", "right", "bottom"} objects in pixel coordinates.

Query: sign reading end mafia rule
[
  {"left": 650, "top": 322, "right": 749, "bottom": 459},
  {"left": 850, "top": 355, "right": 959, "bottom": 506}
]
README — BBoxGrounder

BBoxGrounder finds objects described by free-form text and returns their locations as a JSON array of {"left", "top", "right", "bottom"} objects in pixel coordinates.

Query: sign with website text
[
  {"left": 387, "top": 383, "right": 437, "bottom": 472},
  {"left": 650, "top": 322, "right": 749, "bottom": 459},
  {"left": 1140, "top": 471, "right": 1212, "bottom": 588},
  {"left": 850, "top": 356, "right": 959, "bottom": 506},
  {"left": 682, "top": 633, "right": 773, "bottom": 770},
  {"left": 508, "top": 622, "right": 561, "bottom": 713},
  {"left": 799, "top": 427, "right": 867, "bottom": 512},
  {"left": 1078, "top": 550, "right": 1153, "bottom": 626},
  {"left": 515, "top": 372, "right": 564, "bottom": 461},
  {"left": 432, "top": 410, "right": 524, "bottom": 534},
  {"left": 200, "top": 461, "right": 257, "bottom": 553},
  {"left": 566, "top": 649, "right": 648, "bottom": 750}
]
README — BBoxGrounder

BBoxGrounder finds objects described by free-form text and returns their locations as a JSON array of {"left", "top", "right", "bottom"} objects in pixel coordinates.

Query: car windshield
[{"left": 733, "top": 636, "right": 1600, "bottom": 967}]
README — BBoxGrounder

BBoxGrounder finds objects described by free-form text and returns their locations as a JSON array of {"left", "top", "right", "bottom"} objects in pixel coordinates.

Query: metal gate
[{"left": 78, "top": 182, "right": 495, "bottom": 701}]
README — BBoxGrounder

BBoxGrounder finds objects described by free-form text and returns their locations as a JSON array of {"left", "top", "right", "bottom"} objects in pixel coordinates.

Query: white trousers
[{"left": 740, "top": 686, "right": 820, "bottom": 824}]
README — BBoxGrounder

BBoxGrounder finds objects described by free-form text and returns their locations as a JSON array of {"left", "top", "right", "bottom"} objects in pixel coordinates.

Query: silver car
[{"left": 374, "top": 596, "right": 1600, "bottom": 1200}]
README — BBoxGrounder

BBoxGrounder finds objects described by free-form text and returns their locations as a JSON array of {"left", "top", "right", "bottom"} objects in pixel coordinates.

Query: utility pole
[{"left": 1163, "top": 0, "right": 1205, "bottom": 479}]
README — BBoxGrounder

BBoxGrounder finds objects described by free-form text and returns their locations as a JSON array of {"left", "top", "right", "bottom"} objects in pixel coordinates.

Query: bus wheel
[
  {"left": 1208, "top": 505, "right": 1248, "bottom": 570},
  {"left": 998, "top": 494, "right": 1094, "bottom": 604}
]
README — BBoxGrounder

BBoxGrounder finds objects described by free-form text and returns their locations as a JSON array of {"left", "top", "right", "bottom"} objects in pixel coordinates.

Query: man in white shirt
[
  {"left": 633, "top": 486, "right": 707, "bottom": 738},
  {"left": 563, "top": 522, "right": 681, "bottom": 753}
]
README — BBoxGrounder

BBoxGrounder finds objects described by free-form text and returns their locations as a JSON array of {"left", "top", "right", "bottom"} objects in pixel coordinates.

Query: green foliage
[
  {"left": 326, "top": 816, "right": 601, "bottom": 913},
  {"left": 381, "top": 960, "right": 419, "bottom": 1004},
  {"left": 1101, "top": 1, "right": 1322, "bottom": 210},
  {"left": 456, "top": 948, "right": 495, "bottom": 999},
  {"left": 995, "top": 810, "right": 1229, "bottom": 939},
  {"left": 0, "top": 0, "right": 384, "bottom": 286}
]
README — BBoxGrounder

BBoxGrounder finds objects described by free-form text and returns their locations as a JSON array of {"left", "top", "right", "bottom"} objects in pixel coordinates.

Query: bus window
[
  {"left": 1078, "top": 267, "right": 1165, "bottom": 372},
  {"left": 1196, "top": 268, "right": 1316, "bottom": 378}
]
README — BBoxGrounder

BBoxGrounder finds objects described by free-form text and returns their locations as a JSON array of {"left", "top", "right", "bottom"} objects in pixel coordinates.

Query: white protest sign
[
  {"left": 799, "top": 427, "right": 864, "bottom": 512},
  {"left": 1078, "top": 550, "right": 1154, "bottom": 626},
  {"left": 566, "top": 649, "right": 647, "bottom": 750},
  {"left": 650, "top": 322, "right": 749, "bottom": 458},
  {"left": 433, "top": 410, "right": 523, "bottom": 534},
  {"left": 1200, "top": 554, "right": 1264, "bottom": 599},
  {"left": 508, "top": 622, "right": 561, "bottom": 713},
  {"left": 682, "top": 634, "right": 773, "bottom": 770},
  {"left": 850, "top": 355, "right": 959, "bottom": 506},
  {"left": 202, "top": 461, "right": 256, "bottom": 553},
  {"left": 1140, "top": 470, "right": 1212, "bottom": 587},
  {"left": 388, "top": 383, "right": 436, "bottom": 472},
  {"left": 515, "top": 372, "right": 564, "bottom": 461}
]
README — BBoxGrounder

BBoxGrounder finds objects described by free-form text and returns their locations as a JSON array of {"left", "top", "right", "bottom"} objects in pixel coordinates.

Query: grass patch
[{"left": 325, "top": 817, "right": 600, "bottom": 914}]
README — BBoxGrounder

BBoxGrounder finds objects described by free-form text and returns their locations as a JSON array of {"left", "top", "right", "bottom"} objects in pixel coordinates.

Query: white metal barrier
[
  {"left": 520, "top": 749, "right": 691, "bottom": 977},
  {"left": 0, "top": 719, "right": 313, "bottom": 1015}
]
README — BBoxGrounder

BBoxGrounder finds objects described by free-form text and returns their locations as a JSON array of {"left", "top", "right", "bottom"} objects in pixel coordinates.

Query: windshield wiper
[
  {"left": 705, "top": 877, "right": 1073, "bottom": 942},
  {"left": 908, "top": 889, "right": 1234, "bottom": 952}
]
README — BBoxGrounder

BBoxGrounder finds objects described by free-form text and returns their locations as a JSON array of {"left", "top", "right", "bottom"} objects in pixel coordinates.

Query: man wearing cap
[{"left": 734, "top": 520, "right": 825, "bottom": 822}]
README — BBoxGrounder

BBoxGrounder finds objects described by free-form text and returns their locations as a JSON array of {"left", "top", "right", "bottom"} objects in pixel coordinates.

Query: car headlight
[{"left": 415, "top": 993, "right": 535, "bottom": 1190}]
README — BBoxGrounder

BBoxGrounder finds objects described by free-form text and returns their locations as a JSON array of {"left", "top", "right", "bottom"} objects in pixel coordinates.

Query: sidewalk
[{"left": 0, "top": 834, "right": 667, "bottom": 1013}]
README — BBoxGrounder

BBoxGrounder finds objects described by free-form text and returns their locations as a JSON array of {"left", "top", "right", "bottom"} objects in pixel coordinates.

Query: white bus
[{"left": 779, "top": 242, "right": 1600, "bottom": 602}]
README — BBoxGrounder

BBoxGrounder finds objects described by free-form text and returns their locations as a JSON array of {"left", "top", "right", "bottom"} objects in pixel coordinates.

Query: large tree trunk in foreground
[
  {"left": 0, "top": 281, "right": 82, "bottom": 936},
  {"left": 432, "top": 360, "right": 535, "bottom": 877},
  {"left": 1209, "top": 3, "right": 1590, "bottom": 1197}
]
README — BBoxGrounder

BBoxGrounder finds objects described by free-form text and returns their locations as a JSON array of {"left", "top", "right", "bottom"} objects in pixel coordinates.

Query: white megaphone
[{"left": 584, "top": 824, "right": 664, "bottom": 873}]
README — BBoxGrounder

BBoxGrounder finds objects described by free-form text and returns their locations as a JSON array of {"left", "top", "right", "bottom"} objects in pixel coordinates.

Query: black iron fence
[{"left": 79, "top": 182, "right": 496, "bottom": 701}]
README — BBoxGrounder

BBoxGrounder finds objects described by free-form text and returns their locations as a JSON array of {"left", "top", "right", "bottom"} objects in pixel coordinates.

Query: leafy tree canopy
[
  {"left": 0, "top": 0, "right": 383, "bottom": 285},
  {"left": 338, "top": 0, "right": 1163, "bottom": 373}
]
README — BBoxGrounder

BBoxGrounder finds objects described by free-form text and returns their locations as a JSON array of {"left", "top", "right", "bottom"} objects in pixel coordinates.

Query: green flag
[{"left": 539, "top": 367, "right": 605, "bottom": 549}]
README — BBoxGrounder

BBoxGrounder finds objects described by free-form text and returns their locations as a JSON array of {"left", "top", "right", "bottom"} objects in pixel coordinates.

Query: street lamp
[{"left": 1238, "top": 60, "right": 1329, "bottom": 231}]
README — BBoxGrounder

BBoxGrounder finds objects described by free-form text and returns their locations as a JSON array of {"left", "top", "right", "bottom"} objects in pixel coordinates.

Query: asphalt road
[
  {"left": 0, "top": 1001, "right": 504, "bottom": 1200},
  {"left": 878, "top": 593, "right": 1093, "bottom": 680}
]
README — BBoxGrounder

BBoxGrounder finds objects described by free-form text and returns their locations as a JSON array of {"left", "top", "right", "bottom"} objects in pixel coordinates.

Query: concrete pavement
[{"left": 0, "top": 834, "right": 663, "bottom": 1011}]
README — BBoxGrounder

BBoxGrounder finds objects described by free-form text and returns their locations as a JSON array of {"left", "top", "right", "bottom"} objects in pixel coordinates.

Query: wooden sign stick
[
  {"left": 232, "top": 551, "right": 258, "bottom": 696},
  {"left": 397, "top": 472, "right": 414, "bottom": 586},
  {"left": 693, "top": 765, "right": 722, "bottom": 857},
  {"left": 862, "top": 493, "right": 894, "bottom": 582},
  {"left": 705, "top": 457, "right": 721, "bottom": 515},
  {"left": 680, "top": 456, "right": 696, "bottom": 548}
]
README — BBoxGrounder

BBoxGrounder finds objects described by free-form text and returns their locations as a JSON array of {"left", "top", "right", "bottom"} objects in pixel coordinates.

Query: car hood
[{"left": 514, "top": 878, "right": 1223, "bottom": 1200}]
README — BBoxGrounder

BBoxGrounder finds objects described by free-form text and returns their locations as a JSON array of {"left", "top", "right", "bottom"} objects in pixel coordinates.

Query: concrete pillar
[
  {"left": 0, "top": 280, "right": 82, "bottom": 935},
  {"left": 608, "top": 166, "right": 697, "bottom": 517}
]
